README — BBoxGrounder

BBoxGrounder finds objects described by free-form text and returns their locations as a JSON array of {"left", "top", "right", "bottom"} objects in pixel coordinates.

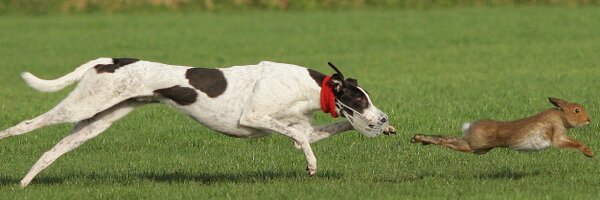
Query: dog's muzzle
[{"left": 336, "top": 101, "right": 389, "bottom": 137}]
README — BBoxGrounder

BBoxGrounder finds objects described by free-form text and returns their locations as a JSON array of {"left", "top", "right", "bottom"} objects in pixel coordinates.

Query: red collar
[{"left": 320, "top": 76, "right": 338, "bottom": 118}]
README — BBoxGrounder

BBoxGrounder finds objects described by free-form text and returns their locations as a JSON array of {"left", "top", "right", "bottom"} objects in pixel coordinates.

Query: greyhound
[{"left": 1, "top": 58, "right": 395, "bottom": 187}]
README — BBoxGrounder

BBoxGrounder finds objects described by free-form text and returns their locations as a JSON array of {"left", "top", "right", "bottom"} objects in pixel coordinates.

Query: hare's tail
[{"left": 462, "top": 122, "right": 472, "bottom": 133}]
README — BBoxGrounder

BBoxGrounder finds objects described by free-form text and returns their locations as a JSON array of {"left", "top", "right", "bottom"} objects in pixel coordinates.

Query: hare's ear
[
  {"left": 329, "top": 73, "right": 344, "bottom": 93},
  {"left": 549, "top": 97, "right": 568, "bottom": 109}
]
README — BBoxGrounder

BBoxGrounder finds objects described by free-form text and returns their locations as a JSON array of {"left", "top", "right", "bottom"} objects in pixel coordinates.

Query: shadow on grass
[
  {"left": 139, "top": 170, "right": 343, "bottom": 184},
  {"left": 477, "top": 169, "right": 540, "bottom": 180},
  {"left": 0, "top": 176, "right": 21, "bottom": 186},
  {"left": 0, "top": 175, "right": 64, "bottom": 186},
  {"left": 0, "top": 169, "right": 539, "bottom": 186},
  {"left": 375, "top": 169, "right": 540, "bottom": 183},
  {"left": 376, "top": 172, "right": 435, "bottom": 183},
  {"left": 0, "top": 170, "right": 343, "bottom": 186}
]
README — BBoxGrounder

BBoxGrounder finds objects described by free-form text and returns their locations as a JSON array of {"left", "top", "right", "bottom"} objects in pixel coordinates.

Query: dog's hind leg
[
  {"left": 19, "top": 100, "right": 143, "bottom": 187},
  {"left": 0, "top": 101, "right": 117, "bottom": 140},
  {"left": 0, "top": 114, "right": 55, "bottom": 140},
  {"left": 0, "top": 58, "right": 119, "bottom": 139},
  {"left": 0, "top": 103, "right": 87, "bottom": 140},
  {"left": 0, "top": 78, "right": 144, "bottom": 140}
]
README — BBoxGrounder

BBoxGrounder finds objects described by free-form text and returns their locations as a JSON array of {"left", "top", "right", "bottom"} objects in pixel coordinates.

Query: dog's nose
[{"left": 380, "top": 117, "right": 387, "bottom": 123}]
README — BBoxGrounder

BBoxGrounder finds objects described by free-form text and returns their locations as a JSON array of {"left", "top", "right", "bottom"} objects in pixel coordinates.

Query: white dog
[{"left": 1, "top": 58, "right": 394, "bottom": 187}]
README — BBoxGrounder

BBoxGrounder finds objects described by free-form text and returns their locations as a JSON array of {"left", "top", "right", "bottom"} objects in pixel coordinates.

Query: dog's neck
[
  {"left": 320, "top": 76, "right": 337, "bottom": 118},
  {"left": 307, "top": 69, "right": 334, "bottom": 116}
]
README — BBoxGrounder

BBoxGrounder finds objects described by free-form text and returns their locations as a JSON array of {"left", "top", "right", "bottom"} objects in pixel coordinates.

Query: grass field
[{"left": 0, "top": 6, "right": 600, "bottom": 199}]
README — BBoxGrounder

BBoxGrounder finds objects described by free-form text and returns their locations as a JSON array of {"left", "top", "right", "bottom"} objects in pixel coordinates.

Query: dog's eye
[{"left": 575, "top": 109, "right": 580, "bottom": 113}]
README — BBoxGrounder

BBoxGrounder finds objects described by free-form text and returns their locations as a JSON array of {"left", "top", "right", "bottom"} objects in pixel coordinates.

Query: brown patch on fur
[
  {"left": 113, "top": 58, "right": 139, "bottom": 66},
  {"left": 154, "top": 86, "right": 198, "bottom": 106},
  {"left": 94, "top": 58, "right": 140, "bottom": 73},
  {"left": 308, "top": 68, "right": 325, "bottom": 86},
  {"left": 185, "top": 68, "right": 227, "bottom": 98}
]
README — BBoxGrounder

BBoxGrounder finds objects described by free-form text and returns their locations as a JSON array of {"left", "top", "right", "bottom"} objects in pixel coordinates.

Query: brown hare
[{"left": 411, "top": 97, "right": 593, "bottom": 157}]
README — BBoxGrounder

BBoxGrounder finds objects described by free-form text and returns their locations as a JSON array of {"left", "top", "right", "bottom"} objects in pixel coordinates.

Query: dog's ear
[
  {"left": 346, "top": 78, "right": 358, "bottom": 86},
  {"left": 329, "top": 73, "right": 344, "bottom": 93},
  {"left": 328, "top": 62, "right": 345, "bottom": 80}
]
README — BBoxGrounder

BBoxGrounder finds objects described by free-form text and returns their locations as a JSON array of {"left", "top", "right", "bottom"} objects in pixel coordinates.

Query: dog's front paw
[
  {"left": 383, "top": 125, "right": 396, "bottom": 135},
  {"left": 306, "top": 166, "right": 316, "bottom": 176}
]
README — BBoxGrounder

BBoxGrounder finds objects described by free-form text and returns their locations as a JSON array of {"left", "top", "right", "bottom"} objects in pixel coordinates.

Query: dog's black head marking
[
  {"left": 331, "top": 78, "right": 371, "bottom": 116},
  {"left": 94, "top": 57, "right": 140, "bottom": 74},
  {"left": 154, "top": 85, "right": 198, "bottom": 106},
  {"left": 326, "top": 62, "right": 371, "bottom": 116},
  {"left": 185, "top": 68, "right": 228, "bottom": 98},
  {"left": 307, "top": 63, "right": 373, "bottom": 116}
]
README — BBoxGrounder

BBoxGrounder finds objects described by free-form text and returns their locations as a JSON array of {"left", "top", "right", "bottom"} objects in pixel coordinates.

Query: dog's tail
[{"left": 21, "top": 57, "right": 112, "bottom": 93}]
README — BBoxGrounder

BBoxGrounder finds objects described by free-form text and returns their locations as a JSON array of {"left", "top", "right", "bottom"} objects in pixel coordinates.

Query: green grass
[{"left": 1, "top": 6, "right": 600, "bottom": 199}]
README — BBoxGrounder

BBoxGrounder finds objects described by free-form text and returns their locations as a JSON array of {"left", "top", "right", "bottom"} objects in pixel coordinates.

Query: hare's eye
[{"left": 575, "top": 109, "right": 580, "bottom": 113}]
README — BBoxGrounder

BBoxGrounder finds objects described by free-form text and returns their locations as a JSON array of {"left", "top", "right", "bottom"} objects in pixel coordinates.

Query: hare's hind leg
[
  {"left": 411, "top": 134, "right": 473, "bottom": 153},
  {"left": 19, "top": 100, "right": 144, "bottom": 187}
]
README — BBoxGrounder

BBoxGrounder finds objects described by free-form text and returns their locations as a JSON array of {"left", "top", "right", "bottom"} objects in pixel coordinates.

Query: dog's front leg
[
  {"left": 309, "top": 121, "right": 353, "bottom": 143},
  {"left": 309, "top": 121, "right": 397, "bottom": 143},
  {"left": 240, "top": 114, "right": 317, "bottom": 176}
]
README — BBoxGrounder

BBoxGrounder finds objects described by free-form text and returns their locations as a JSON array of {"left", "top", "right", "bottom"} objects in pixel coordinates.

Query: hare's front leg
[{"left": 554, "top": 136, "right": 593, "bottom": 157}]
